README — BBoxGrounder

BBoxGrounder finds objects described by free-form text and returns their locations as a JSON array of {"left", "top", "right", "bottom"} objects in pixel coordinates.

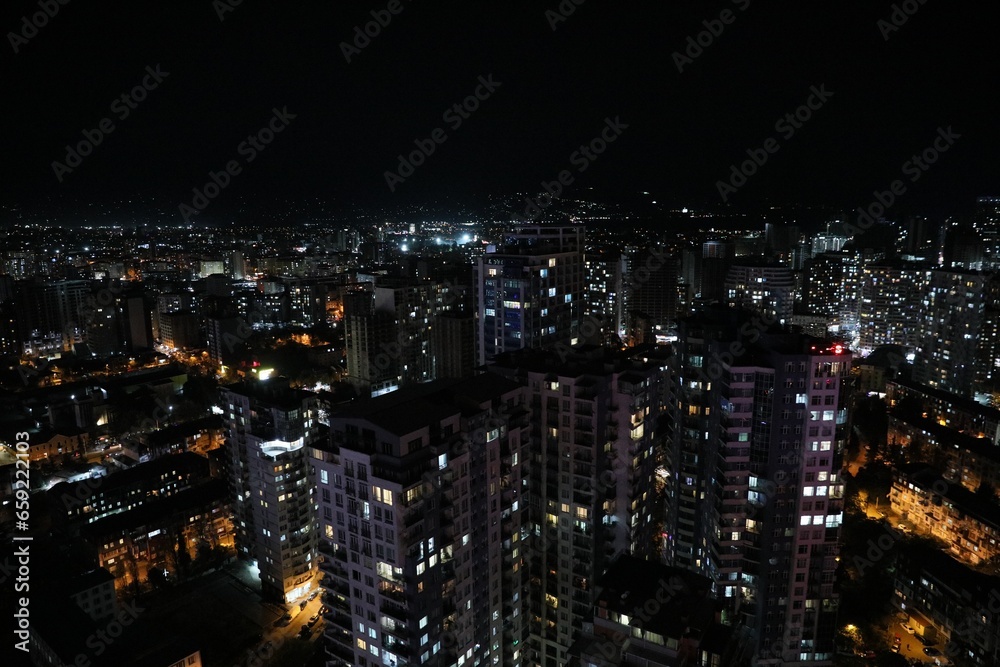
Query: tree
[
  {"left": 123, "top": 551, "right": 143, "bottom": 598},
  {"left": 147, "top": 566, "right": 168, "bottom": 589},
  {"left": 975, "top": 481, "right": 997, "bottom": 502}
]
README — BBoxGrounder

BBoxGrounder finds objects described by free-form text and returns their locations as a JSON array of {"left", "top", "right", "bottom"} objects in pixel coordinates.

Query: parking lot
[{"left": 889, "top": 620, "right": 950, "bottom": 666}]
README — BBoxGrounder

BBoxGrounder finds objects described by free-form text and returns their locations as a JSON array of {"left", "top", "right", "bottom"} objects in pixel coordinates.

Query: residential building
[
  {"left": 474, "top": 225, "right": 585, "bottom": 364},
  {"left": 488, "top": 345, "right": 668, "bottom": 667},
  {"left": 222, "top": 381, "right": 322, "bottom": 603},
  {"left": 312, "top": 374, "right": 532, "bottom": 667},
  {"left": 669, "top": 308, "right": 850, "bottom": 666}
]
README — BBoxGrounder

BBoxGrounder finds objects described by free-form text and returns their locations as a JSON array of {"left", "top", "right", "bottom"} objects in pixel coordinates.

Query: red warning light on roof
[{"left": 833, "top": 344, "right": 843, "bottom": 355}]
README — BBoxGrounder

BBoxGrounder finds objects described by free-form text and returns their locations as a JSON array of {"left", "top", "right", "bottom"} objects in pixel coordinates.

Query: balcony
[
  {"left": 380, "top": 597, "right": 408, "bottom": 622},
  {"left": 379, "top": 582, "right": 406, "bottom": 603},
  {"left": 325, "top": 642, "right": 356, "bottom": 666}
]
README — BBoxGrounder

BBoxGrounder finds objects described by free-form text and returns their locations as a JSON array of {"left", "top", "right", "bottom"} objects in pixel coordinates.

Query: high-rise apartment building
[
  {"left": 15, "top": 279, "right": 92, "bottom": 354},
  {"left": 629, "top": 247, "right": 678, "bottom": 336},
  {"left": 474, "top": 225, "right": 585, "bottom": 365},
  {"left": 313, "top": 344, "right": 670, "bottom": 667},
  {"left": 803, "top": 253, "right": 846, "bottom": 320},
  {"left": 344, "top": 279, "right": 462, "bottom": 396},
  {"left": 584, "top": 247, "right": 626, "bottom": 344},
  {"left": 431, "top": 312, "right": 477, "bottom": 380},
  {"left": 669, "top": 308, "right": 851, "bottom": 666},
  {"left": 856, "top": 261, "right": 927, "bottom": 354},
  {"left": 724, "top": 264, "right": 795, "bottom": 324},
  {"left": 222, "top": 381, "right": 321, "bottom": 603},
  {"left": 488, "top": 346, "right": 668, "bottom": 667},
  {"left": 312, "top": 375, "right": 532, "bottom": 667},
  {"left": 915, "top": 270, "right": 988, "bottom": 397}
]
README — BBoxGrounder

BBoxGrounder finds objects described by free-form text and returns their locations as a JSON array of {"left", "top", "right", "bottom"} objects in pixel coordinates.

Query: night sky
[{"left": 2, "top": 0, "right": 998, "bottom": 218}]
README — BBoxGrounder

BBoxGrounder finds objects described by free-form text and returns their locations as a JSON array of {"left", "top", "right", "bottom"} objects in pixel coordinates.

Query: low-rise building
[
  {"left": 567, "top": 554, "right": 739, "bottom": 667},
  {"left": 890, "top": 464, "right": 1000, "bottom": 566},
  {"left": 894, "top": 545, "right": 1000, "bottom": 667},
  {"left": 68, "top": 568, "right": 118, "bottom": 622}
]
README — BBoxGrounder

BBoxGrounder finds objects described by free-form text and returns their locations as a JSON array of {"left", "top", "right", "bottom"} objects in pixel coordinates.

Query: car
[
  {"left": 878, "top": 511, "right": 887, "bottom": 518},
  {"left": 299, "top": 600, "right": 308, "bottom": 610},
  {"left": 274, "top": 613, "right": 292, "bottom": 627},
  {"left": 320, "top": 605, "right": 329, "bottom": 614},
  {"left": 862, "top": 650, "right": 876, "bottom": 659},
  {"left": 923, "top": 647, "right": 942, "bottom": 656},
  {"left": 299, "top": 625, "right": 311, "bottom": 638},
  {"left": 902, "top": 624, "right": 915, "bottom": 634},
  {"left": 891, "top": 645, "right": 900, "bottom": 653},
  {"left": 308, "top": 614, "right": 320, "bottom": 627},
  {"left": 308, "top": 590, "right": 320, "bottom": 601}
]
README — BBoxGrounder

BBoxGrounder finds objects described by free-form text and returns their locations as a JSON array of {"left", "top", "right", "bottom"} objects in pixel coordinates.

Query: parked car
[
  {"left": 923, "top": 647, "right": 942, "bottom": 656},
  {"left": 274, "top": 612, "right": 292, "bottom": 627},
  {"left": 308, "top": 614, "right": 320, "bottom": 627},
  {"left": 308, "top": 589, "right": 320, "bottom": 601},
  {"left": 902, "top": 624, "right": 915, "bottom": 634}
]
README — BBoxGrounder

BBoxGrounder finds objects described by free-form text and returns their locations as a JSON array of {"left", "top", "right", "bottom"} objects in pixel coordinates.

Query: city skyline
[{"left": 5, "top": 3, "right": 1000, "bottom": 667}]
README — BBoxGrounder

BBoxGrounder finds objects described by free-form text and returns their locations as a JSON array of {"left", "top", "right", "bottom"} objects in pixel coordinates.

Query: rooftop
[{"left": 331, "top": 374, "right": 523, "bottom": 436}]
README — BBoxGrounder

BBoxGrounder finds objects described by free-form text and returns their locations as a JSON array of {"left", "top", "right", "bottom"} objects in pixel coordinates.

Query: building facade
[
  {"left": 223, "top": 381, "right": 321, "bottom": 603},
  {"left": 474, "top": 226, "right": 585, "bottom": 365}
]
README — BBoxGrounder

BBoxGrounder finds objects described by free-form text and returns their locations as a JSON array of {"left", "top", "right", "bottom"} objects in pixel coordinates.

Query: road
[{"left": 888, "top": 620, "right": 949, "bottom": 665}]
